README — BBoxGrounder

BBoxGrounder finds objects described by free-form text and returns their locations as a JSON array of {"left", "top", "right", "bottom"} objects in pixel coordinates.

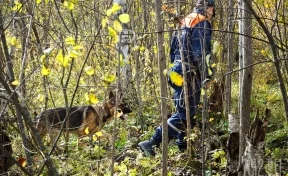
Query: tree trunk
[
  {"left": 227, "top": 114, "right": 240, "bottom": 176},
  {"left": 238, "top": 0, "right": 253, "bottom": 175},
  {"left": 225, "top": 0, "right": 235, "bottom": 115},
  {"left": 114, "top": 0, "right": 132, "bottom": 89},
  {"left": 154, "top": 0, "right": 169, "bottom": 175}
]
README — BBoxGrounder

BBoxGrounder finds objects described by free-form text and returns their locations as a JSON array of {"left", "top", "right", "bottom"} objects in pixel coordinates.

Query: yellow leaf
[
  {"left": 206, "top": 54, "right": 211, "bottom": 67},
  {"left": 169, "top": 71, "right": 183, "bottom": 86},
  {"left": 108, "top": 27, "right": 117, "bottom": 37},
  {"left": 111, "top": 3, "right": 121, "bottom": 13},
  {"left": 113, "top": 35, "right": 119, "bottom": 43},
  {"left": 119, "top": 14, "right": 130, "bottom": 23},
  {"left": 101, "top": 75, "right": 116, "bottom": 84},
  {"left": 37, "top": 94, "right": 44, "bottom": 102},
  {"left": 132, "top": 46, "right": 140, "bottom": 51},
  {"left": 95, "top": 131, "right": 103, "bottom": 137},
  {"left": 12, "top": 1, "right": 22, "bottom": 11},
  {"left": 64, "top": 1, "right": 74, "bottom": 10},
  {"left": 163, "top": 69, "right": 168, "bottom": 76},
  {"left": 106, "top": 9, "right": 113, "bottom": 17},
  {"left": 85, "top": 66, "right": 94, "bottom": 76},
  {"left": 84, "top": 92, "right": 90, "bottom": 101},
  {"left": 85, "top": 127, "right": 89, "bottom": 135},
  {"left": 10, "top": 36, "right": 17, "bottom": 46},
  {"left": 102, "top": 18, "right": 107, "bottom": 28},
  {"left": 69, "top": 49, "right": 81, "bottom": 58},
  {"left": 113, "top": 20, "right": 122, "bottom": 33},
  {"left": 208, "top": 68, "right": 213, "bottom": 76},
  {"left": 140, "top": 46, "right": 146, "bottom": 51},
  {"left": 36, "top": 0, "right": 41, "bottom": 4},
  {"left": 209, "top": 118, "right": 214, "bottom": 122},
  {"left": 80, "top": 78, "right": 86, "bottom": 85},
  {"left": 41, "top": 66, "right": 50, "bottom": 76},
  {"left": 65, "top": 36, "right": 76, "bottom": 45},
  {"left": 56, "top": 51, "right": 69, "bottom": 67},
  {"left": 45, "top": 0, "right": 49, "bottom": 4},
  {"left": 201, "top": 88, "right": 205, "bottom": 96},
  {"left": 212, "top": 41, "right": 221, "bottom": 55},
  {"left": 211, "top": 63, "right": 216, "bottom": 68},
  {"left": 73, "top": 45, "right": 83, "bottom": 50},
  {"left": 92, "top": 134, "right": 98, "bottom": 141},
  {"left": 11, "top": 80, "right": 20, "bottom": 86},
  {"left": 40, "top": 55, "right": 46, "bottom": 63},
  {"left": 89, "top": 94, "right": 99, "bottom": 104}
]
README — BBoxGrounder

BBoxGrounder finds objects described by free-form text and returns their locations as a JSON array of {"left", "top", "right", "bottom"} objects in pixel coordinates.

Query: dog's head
[{"left": 108, "top": 91, "right": 132, "bottom": 120}]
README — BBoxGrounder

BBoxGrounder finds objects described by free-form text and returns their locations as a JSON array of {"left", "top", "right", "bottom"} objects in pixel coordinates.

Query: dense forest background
[{"left": 0, "top": 0, "right": 287, "bottom": 175}]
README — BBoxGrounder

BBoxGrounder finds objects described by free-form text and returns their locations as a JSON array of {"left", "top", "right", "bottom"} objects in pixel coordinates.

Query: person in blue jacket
[{"left": 138, "top": 0, "right": 215, "bottom": 156}]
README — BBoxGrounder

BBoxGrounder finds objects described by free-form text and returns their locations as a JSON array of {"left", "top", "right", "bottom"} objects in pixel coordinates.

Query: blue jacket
[{"left": 169, "top": 9, "right": 213, "bottom": 76}]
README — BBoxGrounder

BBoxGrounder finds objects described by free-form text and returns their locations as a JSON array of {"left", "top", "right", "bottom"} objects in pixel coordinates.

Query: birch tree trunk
[
  {"left": 114, "top": 0, "right": 132, "bottom": 89},
  {"left": 238, "top": 0, "right": 253, "bottom": 175},
  {"left": 154, "top": 0, "right": 169, "bottom": 175}
]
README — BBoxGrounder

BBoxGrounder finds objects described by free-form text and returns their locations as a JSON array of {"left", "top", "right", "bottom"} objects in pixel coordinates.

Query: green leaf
[{"left": 36, "top": 0, "right": 41, "bottom": 4}]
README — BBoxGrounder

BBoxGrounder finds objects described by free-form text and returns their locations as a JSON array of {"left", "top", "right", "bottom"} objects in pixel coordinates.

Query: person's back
[{"left": 138, "top": 0, "right": 216, "bottom": 157}]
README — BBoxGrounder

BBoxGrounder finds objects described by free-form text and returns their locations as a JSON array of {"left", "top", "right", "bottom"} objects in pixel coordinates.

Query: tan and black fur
[{"left": 34, "top": 91, "right": 132, "bottom": 145}]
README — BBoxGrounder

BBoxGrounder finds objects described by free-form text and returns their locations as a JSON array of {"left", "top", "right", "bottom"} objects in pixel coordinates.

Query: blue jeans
[{"left": 152, "top": 71, "right": 201, "bottom": 149}]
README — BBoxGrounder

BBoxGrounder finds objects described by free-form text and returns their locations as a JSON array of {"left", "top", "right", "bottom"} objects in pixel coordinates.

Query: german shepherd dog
[{"left": 34, "top": 91, "right": 132, "bottom": 146}]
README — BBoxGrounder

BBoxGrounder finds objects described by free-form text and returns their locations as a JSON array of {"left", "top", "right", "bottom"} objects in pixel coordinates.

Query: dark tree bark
[{"left": 154, "top": 0, "right": 169, "bottom": 175}]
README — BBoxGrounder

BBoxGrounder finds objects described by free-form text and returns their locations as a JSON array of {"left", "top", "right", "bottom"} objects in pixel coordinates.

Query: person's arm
[{"left": 170, "top": 31, "right": 178, "bottom": 63}]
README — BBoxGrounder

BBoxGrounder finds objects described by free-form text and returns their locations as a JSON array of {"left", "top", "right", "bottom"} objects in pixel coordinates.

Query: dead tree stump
[
  {"left": 242, "top": 108, "right": 270, "bottom": 176},
  {"left": 227, "top": 114, "right": 240, "bottom": 176}
]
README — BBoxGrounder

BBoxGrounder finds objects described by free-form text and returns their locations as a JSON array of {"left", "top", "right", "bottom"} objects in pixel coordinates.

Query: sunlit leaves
[
  {"left": 85, "top": 127, "right": 89, "bottom": 135},
  {"left": 102, "top": 18, "right": 108, "bottom": 28},
  {"left": 12, "top": 1, "right": 22, "bottom": 11},
  {"left": 56, "top": 51, "right": 69, "bottom": 67},
  {"left": 111, "top": 3, "right": 121, "bottom": 13},
  {"left": 36, "top": 0, "right": 41, "bottom": 4},
  {"left": 113, "top": 20, "right": 122, "bottom": 33},
  {"left": 201, "top": 88, "right": 205, "bottom": 96},
  {"left": 85, "top": 66, "right": 95, "bottom": 76},
  {"left": 108, "top": 27, "right": 117, "bottom": 37},
  {"left": 161, "top": 4, "right": 176, "bottom": 14},
  {"left": 65, "top": 36, "right": 76, "bottom": 46},
  {"left": 92, "top": 131, "right": 103, "bottom": 141},
  {"left": 11, "top": 80, "right": 20, "bottom": 86},
  {"left": 10, "top": 36, "right": 18, "bottom": 46},
  {"left": 40, "top": 55, "right": 46, "bottom": 63},
  {"left": 101, "top": 74, "right": 116, "bottom": 84},
  {"left": 41, "top": 66, "right": 50, "bottom": 76},
  {"left": 37, "top": 94, "right": 44, "bottom": 102},
  {"left": 119, "top": 14, "right": 130, "bottom": 23},
  {"left": 84, "top": 93, "right": 99, "bottom": 104},
  {"left": 206, "top": 54, "right": 213, "bottom": 76},
  {"left": 63, "top": 0, "right": 78, "bottom": 10},
  {"left": 169, "top": 71, "right": 183, "bottom": 86}
]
